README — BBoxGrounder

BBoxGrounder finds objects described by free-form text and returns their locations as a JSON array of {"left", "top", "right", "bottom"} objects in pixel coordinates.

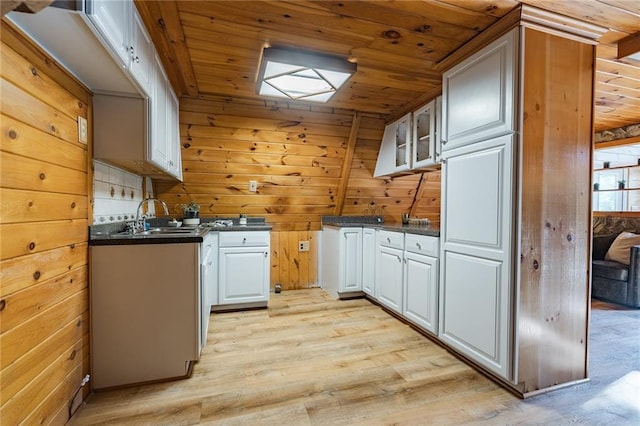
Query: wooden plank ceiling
[{"left": 136, "top": 0, "right": 640, "bottom": 133}]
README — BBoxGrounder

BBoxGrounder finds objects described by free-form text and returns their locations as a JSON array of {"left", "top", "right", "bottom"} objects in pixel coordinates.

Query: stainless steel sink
[
  {"left": 110, "top": 227, "right": 201, "bottom": 238},
  {"left": 143, "top": 227, "right": 196, "bottom": 234}
]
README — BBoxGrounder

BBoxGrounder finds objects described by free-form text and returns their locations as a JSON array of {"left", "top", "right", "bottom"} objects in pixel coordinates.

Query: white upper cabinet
[
  {"left": 374, "top": 96, "right": 442, "bottom": 177},
  {"left": 150, "top": 53, "right": 169, "bottom": 172},
  {"left": 88, "top": 1, "right": 152, "bottom": 95},
  {"left": 87, "top": 0, "right": 131, "bottom": 68},
  {"left": 412, "top": 96, "right": 442, "bottom": 169},
  {"left": 167, "top": 88, "right": 183, "bottom": 180},
  {"left": 441, "top": 29, "right": 517, "bottom": 151},
  {"left": 129, "top": 9, "right": 153, "bottom": 95},
  {"left": 374, "top": 113, "right": 411, "bottom": 177}
]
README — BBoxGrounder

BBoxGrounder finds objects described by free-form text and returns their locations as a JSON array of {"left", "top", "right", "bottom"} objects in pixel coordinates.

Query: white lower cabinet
[
  {"left": 374, "top": 231, "right": 439, "bottom": 333},
  {"left": 376, "top": 231, "right": 405, "bottom": 314},
  {"left": 377, "top": 245, "right": 404, "bottom": 314},
  {"left": 217, "top": 231, "right": 270, "bottom": 307},
  {"left": 403, "top": 245, "right": 439, "bottom": 335},
  {"left": 439, "top": 134, "right": 514, "bottom": 379},
  {"left": 362, "top": 228, "right": 377, "bottom": 297},
  {"left": 321, "top": 226, "right": 363, "bottom": 298}
]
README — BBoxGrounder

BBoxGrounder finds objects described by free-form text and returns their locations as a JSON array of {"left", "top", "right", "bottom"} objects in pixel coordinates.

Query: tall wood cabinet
[{"left": 438, "top": 6, "right": 604, "bottom": 396}]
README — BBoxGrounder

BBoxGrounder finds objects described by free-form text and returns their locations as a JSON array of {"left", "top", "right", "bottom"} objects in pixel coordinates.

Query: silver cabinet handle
[
  {"left": 243, "top": 237, "right": 247, "bottom": 243},
  {"left": 416, "top": 242, "right": 422, "bottom": 250},
  {"left": 441, "top": 139, "right": 447, "bottom": 145},
  {"left": 264, "top": 252, "right": 268, "bottom": 257},
  {"left": 387, "top": 237, "right": 391, "bottom": 243}
]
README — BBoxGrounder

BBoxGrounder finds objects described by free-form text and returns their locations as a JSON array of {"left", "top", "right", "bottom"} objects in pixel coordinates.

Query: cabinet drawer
[
  {"left": 378, "top": 230, "right": 404, "bottom": 250},
  {"left": 405, "top": 234, "right": 439, "bottom": 257},
  {"left": 219, "top": 231, "right": 270, "bottom": 247}
]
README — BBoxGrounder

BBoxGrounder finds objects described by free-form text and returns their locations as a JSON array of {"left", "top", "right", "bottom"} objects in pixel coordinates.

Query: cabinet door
[
  {"left": 129, "top": 9, "right": 153, "bottom": 95},
  {"left": 376, "top": 245, "right": 404, "bottom": 314},
  {"left": 87, "top": 0, "right": 131, "bottom": 68},
  {"left": 442, "top": 29, "right": 517, "bottom": 150},
  {"left": 166, "top": 87, "right": 183, "bottom": 180},
  {"left": 404, "top": 252, "right": 438, "bottom": 334},
  {"left": 439, "top": 134, "right": 514, "bottom": 379},
  {"left": 340, "top": 228, "right": 363, "bottom": 293},
  {"left": 412, "top": 100, "right": 436, "bottom": 168},
  {"left": 362, "top": 228, "right": 376, "bottom": 297},
  {"left": 219, "top": 247, "right": 270, "bottom": 304},
  {"left": 374, "top": 113, "right": 411, "bottom": 177},
  {"left": 203, "top": 233, "right": 219, "bottom": 307},
  {"left": 149, "top": 53, "right": 168, "bottom": 171}
]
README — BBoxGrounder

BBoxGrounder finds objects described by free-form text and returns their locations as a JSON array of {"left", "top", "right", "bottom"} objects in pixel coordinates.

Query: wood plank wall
[
  {"left": 154, "top": 95, "right": 441, "bottom": 289},
  {"left": 0, "top": 22, "right": 91, "bottom": 424},
  {"left": 517, "top": 28, "right": 594, "bottom": 393}
]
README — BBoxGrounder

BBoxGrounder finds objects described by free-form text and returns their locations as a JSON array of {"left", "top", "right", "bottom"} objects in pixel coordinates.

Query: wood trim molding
[
  {"left": 594, "top": 135, "right": 640, "bottom": 149},
  {"left": 436, "top": 4, "right": 608, "bottom": 72},
  {"left": 519, "top": 4, "right": 608, "bottom": 45},
  {"left": 334, "top": 112, "right": 361, "bottom": 215},
  {"left": 618, "top": 31, "right": 640, "bottom": 59}
]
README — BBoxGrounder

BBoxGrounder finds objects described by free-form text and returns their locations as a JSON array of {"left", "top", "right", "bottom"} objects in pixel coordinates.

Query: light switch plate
[
  {"left": 249, "top": 180, "right": 258, "bottom": 192},
  {"left": 78, "top": 116, "right": 88, "bottom": 144},
  {"left": 298, "top": 241, "right": 310, "bottom": 252}
]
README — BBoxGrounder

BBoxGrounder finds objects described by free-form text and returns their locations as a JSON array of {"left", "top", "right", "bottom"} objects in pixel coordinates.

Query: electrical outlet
[
  {"left": 249, "top": 180, "right": 258, "bottom": 192},
  {"left": 78, "top": 116, "right": 88, "bottom": 144},
  {"left": 299, "top": 240, "right": 310, "bottom": 252}
]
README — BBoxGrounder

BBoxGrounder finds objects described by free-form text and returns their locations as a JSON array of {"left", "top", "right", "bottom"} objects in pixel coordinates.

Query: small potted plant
[
  {"left": 618, "top": 180, "right": 626, "bottom": 189},
  {"left": 593, "top": 182, "right": 600, "bottom": 191},
  {"left": 181, "top": 201, "right": 200, "bottom": 219}
]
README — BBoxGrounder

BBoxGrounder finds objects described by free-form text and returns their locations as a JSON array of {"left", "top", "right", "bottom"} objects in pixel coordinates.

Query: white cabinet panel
[
  {"left": 442, "top": 135, "right": 513, "bottom": 252},
  {"left": 219, "top": 247, "right": 269, "bottom": 305},
  {"left": 405, "top": 233, "right": 439, "bottom": 257},
  {"left": 87, "top": 0, "right": 131, "bottom": 68},
  {"left": 219, "top": 230, "right": 270, "bottom": 247},
  {"left": 439, "top": 251, "right": 510, "bottom": 378},
  {"left": 378, "top": 230, "right": 405, "bottom": 250},
  {"left": 167, "top": 88, "right": 182, "bottom": 180},
  {"left": 404, "top": 251, "right": 438, "bottom": 334},
  {"left": 341, "top": 228, "right": 363, "bottom": 292},
  {"left": 377, "top": 245, "right": 404, "bottom": 314},
  {"left": 442, "top": 29, "right": 516, "bottom": 150},
  {"left": 440, "top": 134, "right": 514, "bottom": 380},
  {"left": 129, "top": 9, "right": 153, "bottom": 95},
  {"left": 362, "top": 228, "right": 376, "bottom": 297},
  {"left": 150, "top": 53, "right": 168, "bottom": 171}
]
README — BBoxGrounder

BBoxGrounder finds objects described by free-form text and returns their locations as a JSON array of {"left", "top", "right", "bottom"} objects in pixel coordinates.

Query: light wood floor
[{"left": 72, "top": 289, "right": 639, "bottom": 425}]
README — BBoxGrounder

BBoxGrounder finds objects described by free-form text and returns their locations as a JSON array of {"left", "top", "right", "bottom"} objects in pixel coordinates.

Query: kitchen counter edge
[{"left": 322, "top": 223, "right": 440, "bottom": 237}]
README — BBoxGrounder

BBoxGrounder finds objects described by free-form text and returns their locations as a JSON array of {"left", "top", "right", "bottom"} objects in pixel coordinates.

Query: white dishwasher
[
  {"left": 200, "top": 232, "right": 218, "bottom": 346},
  {"left": 90, "top": 242, "right": 200, "bottom": 389}
]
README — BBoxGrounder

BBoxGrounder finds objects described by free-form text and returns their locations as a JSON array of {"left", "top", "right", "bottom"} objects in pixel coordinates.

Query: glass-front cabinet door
[
  {"left": 412, "top": 97, "right": 441, "bottom": 169},
  {"left": 374, "top": 112, "right": 411, "bottom": 176}
]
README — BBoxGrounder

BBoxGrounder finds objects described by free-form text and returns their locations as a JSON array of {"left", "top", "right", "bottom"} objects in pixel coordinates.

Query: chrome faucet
[{"left": 135, "top": 198, "right": 169, "bottom": 232}]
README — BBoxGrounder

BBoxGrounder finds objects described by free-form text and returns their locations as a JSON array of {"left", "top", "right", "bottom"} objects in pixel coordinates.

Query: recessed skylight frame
[{"left": 257, "top": 47, "right": 356, "bottom": 103}]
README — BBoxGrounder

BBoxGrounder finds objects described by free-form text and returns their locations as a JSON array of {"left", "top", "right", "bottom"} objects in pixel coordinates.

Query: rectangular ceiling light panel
[{"left": 257, "top": 47, "right": 356, "bottom": 102}]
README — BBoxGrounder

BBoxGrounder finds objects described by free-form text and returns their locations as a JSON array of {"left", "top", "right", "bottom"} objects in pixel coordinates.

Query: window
[{"left": 593, "top": 169, "right": 627, "bottom": 211}]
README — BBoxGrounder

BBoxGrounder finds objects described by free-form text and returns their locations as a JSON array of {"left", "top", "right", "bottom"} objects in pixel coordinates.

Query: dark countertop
[
  {"left": 321, "top": 216, "right": 439, "bottom": 237},
  {"left": 90, "top": 217, "right": 272, "bottom": 246}
]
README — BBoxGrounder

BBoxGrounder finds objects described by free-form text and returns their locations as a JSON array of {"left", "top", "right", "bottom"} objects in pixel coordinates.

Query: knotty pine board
[{"left": 0, "top": 24, "right": 91, "bottom": 425}]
